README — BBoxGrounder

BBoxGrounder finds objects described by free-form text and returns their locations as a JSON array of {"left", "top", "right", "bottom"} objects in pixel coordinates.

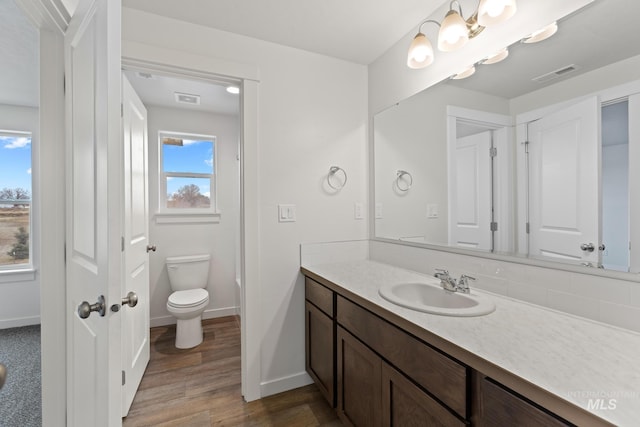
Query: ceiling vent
[
  {"left": 174, "top": 92, "right": 200, "bottom": 105},
  {"left": 136, "top": 71, "right": 154, "bottom": 79},
  {"left": 532, "top": 64, "right": 580, "bottom": 84}
]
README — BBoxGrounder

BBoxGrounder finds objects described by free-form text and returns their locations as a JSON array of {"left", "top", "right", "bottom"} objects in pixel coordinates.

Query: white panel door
[
  {"left": 65, "top": 0, "right": 122, "bottom": 425},
  {"left": 121, "top": 74, "right": 150, "bottom": 416},
  {"left": 449, "top": 131, "right": 492, "bottom": 250},
  {"left": 527, "top": 96, "right": 600, "bottom": 263}
]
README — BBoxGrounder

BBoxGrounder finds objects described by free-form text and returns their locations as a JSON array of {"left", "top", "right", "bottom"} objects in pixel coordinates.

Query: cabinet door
[
  {"left": 478, "top": 377, "right": 570, "bottom": 427},
  {"left": 382, "top": 364, "right": 466, "bottom": 427},
  {"left": 337, "top": 327, "right": 382, "bottom": 427},
  {"left": 305, "top": 301, "right": 335, "bottom": 406}
]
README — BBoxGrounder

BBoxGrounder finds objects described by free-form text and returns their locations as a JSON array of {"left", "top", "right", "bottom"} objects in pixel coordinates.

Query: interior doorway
[{"left": 121, "top": 64, "right": 244, "bottom": 407}]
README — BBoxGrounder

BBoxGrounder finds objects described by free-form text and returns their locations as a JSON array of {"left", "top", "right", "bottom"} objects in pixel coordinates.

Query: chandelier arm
[{"left": 417, "top": 19, "right": 441, "bottom": 33}]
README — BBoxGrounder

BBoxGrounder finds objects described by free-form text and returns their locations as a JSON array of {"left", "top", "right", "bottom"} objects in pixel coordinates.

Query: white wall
[
  {"left": 146, "top": 106, "right": 240, "bottom": 325},
  {"left": 0, "top": 104, "right": 40, "bottom": 328},
  {"left": 123, "top": 8, "right": 369, "bottom": 395}
]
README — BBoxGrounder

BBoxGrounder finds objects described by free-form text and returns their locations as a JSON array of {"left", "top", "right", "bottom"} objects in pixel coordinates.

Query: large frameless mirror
[{"left": 374, "top": 0, "right": 640, "bottom": 275}]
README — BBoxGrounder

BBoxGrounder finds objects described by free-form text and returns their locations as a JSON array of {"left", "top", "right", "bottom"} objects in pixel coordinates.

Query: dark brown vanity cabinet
[
  {"left": 305, "top": 278, "right": 336, "bottom": 406},
  {"left": 475, "top": 377, "right": 571, "bottom": 427},
  {"left": 303, "top": 273, "right": 604, "bottom": 427}
]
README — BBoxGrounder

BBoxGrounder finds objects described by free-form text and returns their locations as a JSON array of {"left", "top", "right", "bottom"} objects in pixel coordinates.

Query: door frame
[
  {"left": 15, "top": 0, "right": 69, "bottom": 425},
  {"left": 121, "top": 43, "right": 262, "bottom": 401},
  {"left": 446, "top": 106, "right": 513, "bottom": 253}
]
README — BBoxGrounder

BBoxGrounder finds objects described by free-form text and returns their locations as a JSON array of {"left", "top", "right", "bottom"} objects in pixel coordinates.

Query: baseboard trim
[
  {"left": 150, "top": 306, "right": 239, "bottom": 328},
  {"left": 260, "top": 371, "right": 313, "bottom": 398},
  {"left": 0, "top": 315, "right": 41, "bottom": 329}
]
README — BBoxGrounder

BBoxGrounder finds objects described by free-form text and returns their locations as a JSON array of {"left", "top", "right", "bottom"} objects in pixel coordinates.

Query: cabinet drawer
[
  {"left": 337, "top": 296, "right": 468, "bottom": 418},
  {"left": 479, "top": 377, "right": 571, "bottom": 427},
  {"left": 305, "top": 277, "right": 334, "bottom": 317}
]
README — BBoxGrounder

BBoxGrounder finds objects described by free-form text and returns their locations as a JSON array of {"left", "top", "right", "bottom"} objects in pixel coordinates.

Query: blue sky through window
[
  {"left": 0, "top": 135, "right": 32, "bottom": 198},
  {"left": 163, "top": 139, "right": 214, "bottom": 175}
]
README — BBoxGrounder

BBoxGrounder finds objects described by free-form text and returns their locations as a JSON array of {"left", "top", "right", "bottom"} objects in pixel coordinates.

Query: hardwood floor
[{"left": 123, "top": 316, "right": 342, "bottom": 426}]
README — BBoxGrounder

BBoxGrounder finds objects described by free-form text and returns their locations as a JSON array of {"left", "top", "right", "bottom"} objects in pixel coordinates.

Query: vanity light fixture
[
  {"left": 407, "top": 0, "right": 517, "bottom": 69},
  {"left": 482, "top": 47, "right": 509, "bottom": 64},
  {"left": 522, "top": 21, "right": 558, "bottom": 43},
  {"left": 477, "top": 0, "right": 517, "bottom": 26},
  {"left": 451, "top": 65, "right": 476, "bottom": 79}
]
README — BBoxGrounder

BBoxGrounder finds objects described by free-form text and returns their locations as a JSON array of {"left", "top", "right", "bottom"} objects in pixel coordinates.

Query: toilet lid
[{"left": 168, "top": 289, "right": 209, "bottom": 308}]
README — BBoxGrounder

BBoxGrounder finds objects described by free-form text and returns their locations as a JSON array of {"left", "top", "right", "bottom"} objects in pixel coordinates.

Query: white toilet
[{"left": 166, "top": 254, "right": 211, "bottom": 349}]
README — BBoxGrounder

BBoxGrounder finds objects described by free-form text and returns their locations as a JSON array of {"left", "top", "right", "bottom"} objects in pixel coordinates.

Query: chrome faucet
[{"left": 434, "top": 269, "right": 476, "bottom": 294}]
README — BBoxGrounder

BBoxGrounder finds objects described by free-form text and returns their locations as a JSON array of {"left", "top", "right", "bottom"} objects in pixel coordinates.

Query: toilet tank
[{"left": 166, "top": 254, "right": 211, "bottom": 291}]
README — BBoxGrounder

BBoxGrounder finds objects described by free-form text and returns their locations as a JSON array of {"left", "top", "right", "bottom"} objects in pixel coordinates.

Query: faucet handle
[
  {"left": 434, "top": 268, "right": 449, "bottom": 278},
  {"left": 457, "top": 275, "right": 476, "bottom": 293}
]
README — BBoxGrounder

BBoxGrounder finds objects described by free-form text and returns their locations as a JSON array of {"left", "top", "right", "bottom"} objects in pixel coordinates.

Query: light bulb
[
  {"left": 438, "top": 10, "right": 469, "bottom": 51},
  {"left": 478, "top": 0, "right": 516, "bottom": 26},
  {"left": 407, "top": 33, "right": 434, "bottom": 69}
]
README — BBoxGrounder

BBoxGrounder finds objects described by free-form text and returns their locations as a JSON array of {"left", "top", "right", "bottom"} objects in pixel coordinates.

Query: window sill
[
  {"left": 0, "top": 268, "right": 36, "bottom": 283},
  {"left": 154, "top": 212, "right": 221, "bottom": 224}
]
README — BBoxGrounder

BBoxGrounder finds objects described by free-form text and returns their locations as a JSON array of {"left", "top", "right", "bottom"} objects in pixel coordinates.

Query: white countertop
[{"left": 302, "top": 260, "right": 640, "bottom": 426}]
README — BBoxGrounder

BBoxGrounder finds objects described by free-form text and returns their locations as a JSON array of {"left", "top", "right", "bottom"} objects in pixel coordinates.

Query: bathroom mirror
[{"left": 374, "top": 0, "right": 640, "bottom": 275}]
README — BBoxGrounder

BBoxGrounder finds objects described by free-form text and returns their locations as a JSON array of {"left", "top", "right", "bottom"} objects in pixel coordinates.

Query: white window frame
[
  {"left": 0, "top": 129, "right": 35, "bottom": 277},
  {"left": 157, "top": 131, "right": 219, "bottom": 223}
]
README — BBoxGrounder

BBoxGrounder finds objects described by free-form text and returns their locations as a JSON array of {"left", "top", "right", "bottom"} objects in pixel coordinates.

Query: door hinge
[
  {"left": 489, "top": 147, "right": 497, "bottom": 158},
  {"left": 121, "top": 236, "right": 125, "bottom": 252},
  {"left": 490, "top": 221, "right": 498, "bottom": 232},
  {"left": 122, "top": 370, "right": 126, "bottom": 386},
  {"left": 524, "top": 141, "right": 530, "bottom": 154},
  {"left": 121, "top": 103, "right": 123, "bottom": 117},
  {"left": 526, "top": 222, "right": 530, "bottom": 234}
]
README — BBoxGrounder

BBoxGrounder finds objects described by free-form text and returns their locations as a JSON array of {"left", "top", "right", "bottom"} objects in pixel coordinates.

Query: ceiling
[
  {"left": 123, "top": 70, "right": 240, "bottom": 115},
  {"left": 0, "top": 0, "right": 39, "bottom": 108},
  {"left": 121, "top": 0, "right": 443, "bottom": 65}
]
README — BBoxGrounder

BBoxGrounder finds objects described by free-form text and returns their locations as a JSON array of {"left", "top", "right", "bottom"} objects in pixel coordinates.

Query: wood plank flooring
[{"left": 123, "top": 316, "right": 342, "bottom": 426}]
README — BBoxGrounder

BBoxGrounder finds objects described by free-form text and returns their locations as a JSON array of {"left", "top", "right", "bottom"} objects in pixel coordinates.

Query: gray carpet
[{"left": 0, "top": 325, "right": 41, "bottom": 427}]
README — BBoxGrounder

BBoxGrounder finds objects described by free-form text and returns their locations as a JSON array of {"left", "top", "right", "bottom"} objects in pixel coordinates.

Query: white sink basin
[{"left": 378, "top": 282, "right": 495, "bottom": 316}]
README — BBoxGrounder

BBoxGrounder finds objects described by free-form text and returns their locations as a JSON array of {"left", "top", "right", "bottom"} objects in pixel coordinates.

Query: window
[
  {"left": 0, "top": 131, "right": 32, "bottom": 269},
  {"left": 159, "top": 132, "right": 217, "bottom": 213}
]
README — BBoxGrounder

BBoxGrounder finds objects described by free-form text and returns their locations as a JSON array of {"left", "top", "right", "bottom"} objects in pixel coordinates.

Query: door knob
[
  {"left": 146, "top": 245, "right": 157, "bottom": 253},
  {"left": 599, "top": 244, "right": 606, "bottom": 251},
  {"left": 0, "top": 363, "right": 6, "bottom": 390},
  {"left": 580, "top": 243, "right": 595, "bottom": 252},
  {"left": 121, "top": 291, "right": 138, "bottom": 308},
  {"left": 78, "top": 295, "right": 106, "bottom": 319}
]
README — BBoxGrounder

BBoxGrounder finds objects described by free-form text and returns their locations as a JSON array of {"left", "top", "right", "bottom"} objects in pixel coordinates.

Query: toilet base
[{"left": 175, "top": 316, "right": 204, "bottom": 349}]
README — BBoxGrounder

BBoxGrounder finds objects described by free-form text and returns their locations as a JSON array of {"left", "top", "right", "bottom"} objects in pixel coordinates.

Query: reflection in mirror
[{"left": 374, "top": 0, "right": 640, "bottom": 274}]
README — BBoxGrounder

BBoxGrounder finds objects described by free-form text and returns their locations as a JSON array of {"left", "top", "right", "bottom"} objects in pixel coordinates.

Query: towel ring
[
  {"left": 396, "top": 170, "right": 413, "bottom": 192},
  {"left": 327, "top": 166, "right": 348, "bottom": 190}
]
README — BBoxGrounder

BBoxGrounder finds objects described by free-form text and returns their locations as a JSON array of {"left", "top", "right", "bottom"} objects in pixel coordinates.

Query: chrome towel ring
[
  {"left": 396, "top": 170, "right": 413, "bottom": 192},
  {"left": 328, "top": 166, "right": 347, "bottom": 190}
]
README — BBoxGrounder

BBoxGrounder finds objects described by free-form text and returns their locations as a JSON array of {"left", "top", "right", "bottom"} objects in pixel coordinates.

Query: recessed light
[
  {"left": 523, "top": 22, "right": 558, "bottom": 44},
  {"left": 226, "top": 86, "right": 240, "bottom": 94}
]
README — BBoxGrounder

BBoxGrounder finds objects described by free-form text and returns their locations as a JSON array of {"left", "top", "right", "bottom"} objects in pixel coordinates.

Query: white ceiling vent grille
[
  {"left": 532, "top": 64, "right": 580, "bottom": 84},
  {"left": 174, "top": 92, "right": 201, "bottom": 105}
]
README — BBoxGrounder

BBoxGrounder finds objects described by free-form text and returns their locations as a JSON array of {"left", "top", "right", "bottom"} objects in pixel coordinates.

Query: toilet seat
[{"left": 168, "top": 288, "right": 209, "bottom": 308}]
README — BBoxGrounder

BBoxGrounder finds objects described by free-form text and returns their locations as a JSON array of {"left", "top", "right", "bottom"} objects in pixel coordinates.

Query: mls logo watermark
[
  {"left": 568, "top": 390, "right": 639, "bottom": 412},
  {"left": 586, "top": 398, "right": 617, "bottom": 411}
]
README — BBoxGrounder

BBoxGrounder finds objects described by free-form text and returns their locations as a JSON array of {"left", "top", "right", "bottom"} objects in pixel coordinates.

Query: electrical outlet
[
  {"left": 427, "top": 204, "right": 439, "bottom": 219},
  {"left": 354, "top": 203, "right": 364, "bottom": 220}
]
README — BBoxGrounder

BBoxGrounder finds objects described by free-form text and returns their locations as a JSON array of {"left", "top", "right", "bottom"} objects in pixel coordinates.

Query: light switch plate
[
  {"left": 278, "top": 204, "right": 296, "bottom": 222},
  {"left": 427, "top": 204, "right": 439, "bottom": 218},
  {"left": 375, "top": 203, "right": 383, "bottom": 219}
]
